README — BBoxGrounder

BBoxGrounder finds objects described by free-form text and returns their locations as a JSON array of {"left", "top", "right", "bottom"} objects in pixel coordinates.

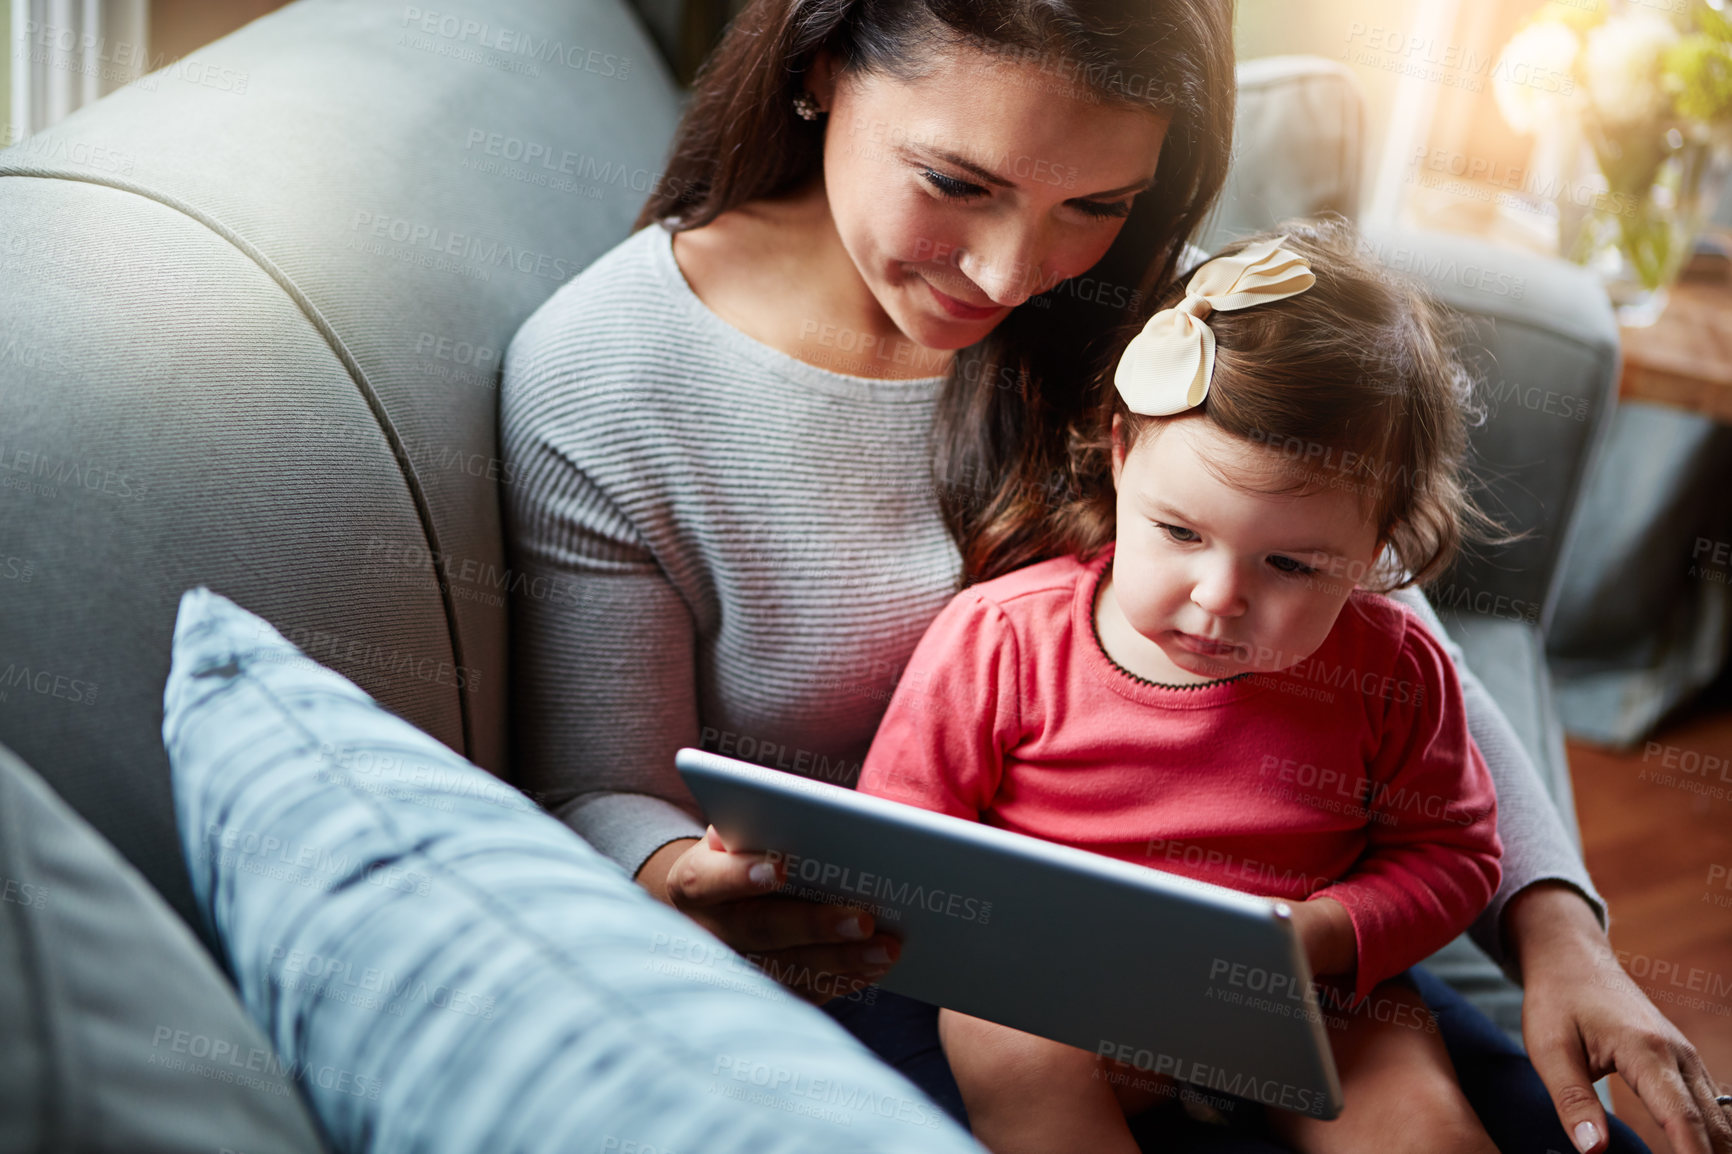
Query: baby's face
[{"left": 1109, "top": 416, "right": 1383, "bottom": 680}]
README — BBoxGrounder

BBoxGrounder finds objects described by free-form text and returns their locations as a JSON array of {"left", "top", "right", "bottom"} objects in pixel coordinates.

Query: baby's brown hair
[{"left": 1051, "top": 216, "right": 1499, "bottom": 592}]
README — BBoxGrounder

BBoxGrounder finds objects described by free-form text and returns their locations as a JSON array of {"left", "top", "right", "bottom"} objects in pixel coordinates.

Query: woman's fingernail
[
  {"left": 748, "top": 862, "right": 778, "bottom": 888},
  {"left": 836, "top": 916, "right": 868, "bottom": 940},
  {"left": 864, "top": 943, "right": 894, "bottom": 965},
  {"left": 1573, "top": 1120, "right": 1600, "bottom": 1153}
]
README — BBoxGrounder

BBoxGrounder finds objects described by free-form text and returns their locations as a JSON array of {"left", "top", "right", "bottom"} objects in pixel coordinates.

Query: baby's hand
[{"left": 1286, "top": 896, "right": 1356, "bottom": 979}]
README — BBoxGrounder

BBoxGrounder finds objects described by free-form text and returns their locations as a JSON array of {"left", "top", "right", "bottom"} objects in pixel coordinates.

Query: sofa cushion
[
  {"left": 1360, "top": 227, "right": 1620, "bottom": 617},
  {"left": 163, "top": 586, "right": 982, "bottom": 1154},
  {"left": 0, "top": 740, "right": 327, "bottom": 1153},
  {"left": 1198, "top": 55, "right": 1365, "bottom": 252}
]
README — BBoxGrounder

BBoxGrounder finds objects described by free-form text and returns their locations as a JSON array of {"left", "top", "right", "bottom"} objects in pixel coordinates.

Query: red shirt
[{"left": 857, "top": 544, "right": 1501, "bottom": 1000}]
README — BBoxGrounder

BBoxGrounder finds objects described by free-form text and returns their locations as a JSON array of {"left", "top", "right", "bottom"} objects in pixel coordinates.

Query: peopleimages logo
[
  {"left": 765, "top": 850, "right": 993, "bottom": 924},
  {"left": 400, "top": 7, "right": 631, "bottom": 78},
  {"left": 21, "top": 20, "right": 250, "bottom": 94},
  {"left": 350, "top": 211, "right": 579, "bottom": 284},
  {"left": 3, "top": 133, "right": 135, "bottom": 176},
  {"left": 0, "top": 441, "right": 147, "bottom": 501},
  {"left": 266, "top": 944, "right": 499, "bottom": 1019},
  {"left": 0, "top": 663, "right": 98, "bottom": 705},
  {"left": 150, "top": 1027, "right": 382, "bottom": 1099},
  {"left": 1094, "top": 1040, "right": 1325, "bottom": 1115},
  {"left": 710, "top": 1055, "right": 946, "bottom": 1129},
  {"left": 461, "top": 129, "right": 686, "bottom": 197}
]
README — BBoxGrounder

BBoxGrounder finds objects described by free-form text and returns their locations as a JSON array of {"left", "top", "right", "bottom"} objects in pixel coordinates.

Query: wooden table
[{"left": 1618, "top": 239, "right": 1732, "bottom": 422}]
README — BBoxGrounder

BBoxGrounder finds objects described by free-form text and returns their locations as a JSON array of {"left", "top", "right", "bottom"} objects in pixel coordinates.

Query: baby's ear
[{"left": 1364, "top": 540, "right": 1399, "bottom": 590}]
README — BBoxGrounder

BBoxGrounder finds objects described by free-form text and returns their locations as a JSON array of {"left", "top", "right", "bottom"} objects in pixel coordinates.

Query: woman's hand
[
  {"left": 1507, "top": 882, "right": 1732, "bottom": 1154},
  {"left": 635, "top": 826, "right": 902, "bottom": 1005}
]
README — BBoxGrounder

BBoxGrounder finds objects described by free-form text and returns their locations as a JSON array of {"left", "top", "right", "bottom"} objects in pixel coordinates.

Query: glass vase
[{"left": 1562, "top": 123, "right": 1732, "bottom": 327}]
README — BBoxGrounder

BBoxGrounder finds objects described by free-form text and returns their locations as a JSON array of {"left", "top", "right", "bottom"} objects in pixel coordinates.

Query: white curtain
[
  {"left": 1361, "top": 0, "right": 1461, "bottom": 227},
  {"left": 12, "top": 0, "right": 149, "bottom": 138}
]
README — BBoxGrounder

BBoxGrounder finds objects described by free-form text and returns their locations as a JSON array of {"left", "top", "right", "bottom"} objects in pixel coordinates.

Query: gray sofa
[{"left": 0, "top": 0, "right": 1618, "bottom": 1131}]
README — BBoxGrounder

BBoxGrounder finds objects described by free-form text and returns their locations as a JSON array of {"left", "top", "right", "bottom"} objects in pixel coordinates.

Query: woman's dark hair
[
  {"left": 635, "top": 0, "right": 1238, "bottom": 588},
  {"left": 1046, "top": 217, "right": 1501, "bottom": 592}
]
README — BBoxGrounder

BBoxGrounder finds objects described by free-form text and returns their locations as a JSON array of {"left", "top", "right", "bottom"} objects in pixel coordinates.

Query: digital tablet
[{"left": 675, "top": 747, "right": 1344, "bottom": 1119}]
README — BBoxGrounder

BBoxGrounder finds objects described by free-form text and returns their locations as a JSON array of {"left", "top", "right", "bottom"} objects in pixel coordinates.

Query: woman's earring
[{"left": 792, "top": 91, "right": 823, "bottom": 121}]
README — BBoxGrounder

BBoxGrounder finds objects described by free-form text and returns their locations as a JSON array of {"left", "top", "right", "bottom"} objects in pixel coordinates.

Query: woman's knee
[
  {"left": 1396, "top": 1082, "right": 1495, "bottom": 1154},
  {"left": 1319, "top": 1071, "right": 1491, "bottom": 1154},
  {"left": 1272, "top": 1090, "right": 1490, "bottom": 1154}
]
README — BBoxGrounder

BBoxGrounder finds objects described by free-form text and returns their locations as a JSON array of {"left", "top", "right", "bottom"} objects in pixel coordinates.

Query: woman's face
[{"left": 809, "top": 43, "right": 1171, "bottom": 351}]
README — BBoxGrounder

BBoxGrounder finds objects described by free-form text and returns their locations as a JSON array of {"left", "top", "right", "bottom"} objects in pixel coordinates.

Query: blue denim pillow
[{"left": 163, "top": 587, "right": 981, "bottom": 1154}]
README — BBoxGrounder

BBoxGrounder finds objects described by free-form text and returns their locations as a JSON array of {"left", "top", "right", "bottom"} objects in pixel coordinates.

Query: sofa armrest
[
  {"left": 1439, "top": 614, "right": 1581, "bottom": 851},
  {"left": 1363, "top": 227, "right": 1622, "bottom": 630}
]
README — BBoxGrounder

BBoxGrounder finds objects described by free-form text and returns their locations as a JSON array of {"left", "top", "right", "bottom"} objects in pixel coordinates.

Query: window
[{"left": 6, "top": 0, "right": 149, "bottom": 140}]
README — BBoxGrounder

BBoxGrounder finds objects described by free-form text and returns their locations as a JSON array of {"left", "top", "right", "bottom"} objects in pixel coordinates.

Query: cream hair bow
[{"left": 1113, "top": 236, "right": 1316, "bottom": 416}]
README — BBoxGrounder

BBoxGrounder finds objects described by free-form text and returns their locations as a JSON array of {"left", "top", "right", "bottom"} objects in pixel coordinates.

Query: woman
[{"left": 499, "top": 0, "right": 1728, "bottom": 1150}]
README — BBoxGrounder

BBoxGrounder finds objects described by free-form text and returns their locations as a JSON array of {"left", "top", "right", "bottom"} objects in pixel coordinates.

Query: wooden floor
[{"left": 1569, "top": 682, "right": 1732, "bottom": 1154}]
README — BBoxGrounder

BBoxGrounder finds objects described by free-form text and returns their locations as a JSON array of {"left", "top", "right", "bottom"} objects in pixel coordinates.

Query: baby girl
[{"left": 857, "top": 220, "right": 1503, "bottom": 1154}]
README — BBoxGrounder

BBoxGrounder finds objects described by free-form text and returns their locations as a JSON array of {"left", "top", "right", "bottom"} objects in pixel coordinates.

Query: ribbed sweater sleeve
[
  {"left": 499, "top": 222, "right": 956, "bottom": 877},
  {"left": 1307, "top": 614, "right": 1502, "bottom": 1000},
  {"left": 499, "top": 302, "right": 708, "bottom": 874}
]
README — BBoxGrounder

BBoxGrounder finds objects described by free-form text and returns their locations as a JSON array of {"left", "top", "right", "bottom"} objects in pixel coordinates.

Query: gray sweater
[{"left": 500, "top": 220, "right": 1606, "bottom": 972}]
